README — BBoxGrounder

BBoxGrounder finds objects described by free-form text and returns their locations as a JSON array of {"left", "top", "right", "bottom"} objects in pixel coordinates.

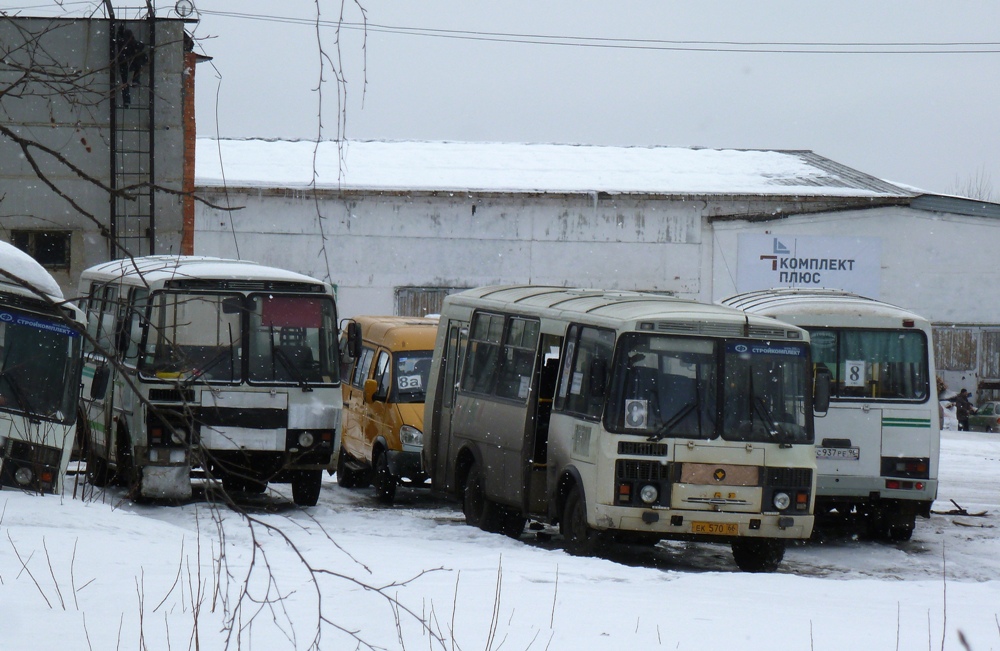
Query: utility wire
[{"left": 193, "top": 8, "right": 1000, "bottom": 55}]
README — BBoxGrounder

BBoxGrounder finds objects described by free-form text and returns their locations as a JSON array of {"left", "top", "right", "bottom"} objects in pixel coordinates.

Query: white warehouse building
[{"left": 193, "top": 138, "right": 1000, "bottom": 398}]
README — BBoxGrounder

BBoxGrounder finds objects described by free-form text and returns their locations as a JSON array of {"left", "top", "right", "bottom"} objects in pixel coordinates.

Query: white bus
[
  {"left": 423, "top": 285, "right": 829, "bottom": 572},
  {"left": 720, "top": 289, "right": 938, "bottom": 541},
  {"left": 0, "top": 241, "right": 85, "bottom": 495},
  {"left": 78, "top": 256, "right": 342, "bottom": 505}
]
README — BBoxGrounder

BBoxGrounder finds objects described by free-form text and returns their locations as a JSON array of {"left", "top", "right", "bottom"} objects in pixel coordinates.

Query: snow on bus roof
[
  {"left": 0, "top": 240, "right": 63, "bottom": 300},
  {"left": 82, "top": 255, "right": 327, "bottom": 286},
  {"left": 195, "top": 139, "right": 913, "bottom": 199}
]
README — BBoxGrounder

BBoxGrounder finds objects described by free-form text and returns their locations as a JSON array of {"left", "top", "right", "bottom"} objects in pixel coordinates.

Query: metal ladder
[{"left": 109, "top": 15, "right": 156, "bottom": 259}]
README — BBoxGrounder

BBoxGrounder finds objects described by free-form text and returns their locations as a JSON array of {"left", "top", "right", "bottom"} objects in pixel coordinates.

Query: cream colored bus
[
  {"left": 423, "top": 285, "right": 830, "bottom": 572},
  {"left": 721, "top": 288, "right": 938, "bottom": 541}
]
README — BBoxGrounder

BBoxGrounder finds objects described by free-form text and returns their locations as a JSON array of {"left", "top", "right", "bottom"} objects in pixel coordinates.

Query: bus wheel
[
  {"left": 463, "top": 460, "right": 501, "bottom": 533},
  {"left": 561, "top": 486, "right": 602, "bottom": 556},
  {"left": 499, "top": 507, "right": 527, "bottom": 540},
  {"left": 115, "top": 428, "right": 141, "bottom": 497},
  {"left": 292, "top": 469, "right": 323, "bottom": 506},
  {"left": 731, "top": 538, "right": 785, "bottom": 572},
  {"left": 373, "top": 451, "right": 397, "bottom": 505},
  {"left": 336, "top": 448, "right": 360, "bottom": 488},
  {"left": 87, "top": 446, "right": 111, "bottom": 487}
]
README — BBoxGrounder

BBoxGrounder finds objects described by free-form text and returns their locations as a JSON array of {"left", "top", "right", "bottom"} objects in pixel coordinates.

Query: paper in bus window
[
  {"left": 260, "top": 297, "right": 322, "bottom": 328},
  {"left": 843, "top": 360, "right": 867, "bottom": 387}
]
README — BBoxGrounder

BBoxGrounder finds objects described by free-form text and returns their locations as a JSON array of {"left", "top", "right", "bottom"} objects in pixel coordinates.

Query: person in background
[{"left": 950, "top": 388, "right": 977, "bottom": 431}]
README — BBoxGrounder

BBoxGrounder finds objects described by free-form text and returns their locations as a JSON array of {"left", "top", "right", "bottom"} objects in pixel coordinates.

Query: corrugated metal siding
[
  {"left": 980, "top": 330, "right": 1000, "bottom": 379},
  {"left": 395, "top": 286, "right": 468, "bottom": 317},
  {"left": 933, "top": 327, "right": 977, "bottom": 371}
]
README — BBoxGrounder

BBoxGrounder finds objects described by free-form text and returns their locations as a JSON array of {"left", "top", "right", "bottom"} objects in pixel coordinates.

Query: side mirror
[
  {"left": 363, "top": 378, "right": 378, "bottom": 403},
  {"left": 589, "top": 359, "right": 608, "bottom": 398},
  {"left": 814, "top": 368, "right": 832, "bottom": 416},
  {"left": 346, "top": 321, "right": 363, "bottom": 360},
  {"left": 91, "top": 364, "right": 111, "bottom": 400},
  {"left": 222, "top": 296, "right": 245, "bottom": 314}
]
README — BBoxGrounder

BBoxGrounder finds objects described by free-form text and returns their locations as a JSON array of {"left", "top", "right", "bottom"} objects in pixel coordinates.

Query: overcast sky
[{"left": 4, "top": 1, "right": 1000, "bottom": 197}]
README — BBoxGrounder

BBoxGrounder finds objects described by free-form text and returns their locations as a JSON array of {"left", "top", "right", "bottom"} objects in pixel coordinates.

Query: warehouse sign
[{"left": 737, "top": 234, "right": 882, "bottom": 297}]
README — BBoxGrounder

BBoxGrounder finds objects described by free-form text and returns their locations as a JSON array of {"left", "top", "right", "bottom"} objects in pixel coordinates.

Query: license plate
[
  {"left": 691, "top": 521, "right": 740, "bottom": 536},
  {"left": 816, "top": 447, "right": 860, "bottom": 460}
]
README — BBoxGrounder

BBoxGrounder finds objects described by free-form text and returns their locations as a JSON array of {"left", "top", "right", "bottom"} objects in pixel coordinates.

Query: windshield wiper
[
  {"left": 273, "top": 347, "right": 313, "bottom": 392},
  {"left": 0, "top": 370, "right": 35, "bottom": 418},
  {"left": 647, "top": 400, "right": 698, "bottom": 442},
  {"left": 753, "top": 397, "right": 781, "bottom": 440},
  {"left": 182, "top": 348, "right": 234, "bottom": 388}
]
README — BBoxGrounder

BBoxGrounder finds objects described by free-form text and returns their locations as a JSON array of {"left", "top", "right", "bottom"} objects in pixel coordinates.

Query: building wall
[
  {"left": 0, "top": 17, "right": 188, "bottom": 299},
  {"left": 196, "top": 190, "right": 712, "bottom": 318},
  {"left": 196, "top": 191, "right": 1000, "bottom": 398},
  {"left": 710, "top": 206, "right": 994, "bottom": 324}
]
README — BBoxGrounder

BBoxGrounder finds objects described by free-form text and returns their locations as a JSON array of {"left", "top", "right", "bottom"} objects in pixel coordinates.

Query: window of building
[
  {"left": 10, "top": 230, "right": 71, "bottom": 269},
  {"left": 395, "top": 286, "right": 469, "bottom": 317}
]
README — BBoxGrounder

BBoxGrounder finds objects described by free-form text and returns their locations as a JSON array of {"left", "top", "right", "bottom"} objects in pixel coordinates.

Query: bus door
[
  {"left": 523, "top": 333, "right": 562, "bottom": 514},
  {"left": 815, "top": 403, "right": 881, "bottom": 487},
  {"left": 431, "top": 320, "right": 467, "bottom": 490},
  {"left": 880, "top": 407, "right": 935, "bottom": 475},
  {"left": 81, "top": 283, "right": 119, "bottom": 458}
]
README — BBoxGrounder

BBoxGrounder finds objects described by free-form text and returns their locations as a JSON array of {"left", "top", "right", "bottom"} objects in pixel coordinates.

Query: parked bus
[
  {"left": 720, "top": 288, "right": 937, "bottom": 541},
  {"left": 78, "top": 256, "right": 342, "bottom": 505},
  {"left": 338, "top": 315, "right": 437, "bottom": 504},
  {"left": 423, "top": 285, "right": 829, "bottom": 572},
  {"left": 0, "top": 241, "right": 85, "bottom": 495}
]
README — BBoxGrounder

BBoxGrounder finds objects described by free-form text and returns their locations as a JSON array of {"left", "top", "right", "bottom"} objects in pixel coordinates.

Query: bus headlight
[
  {"left": 298, "top": 432, "right": 315, "bottom": 448},
  {"left": 639, "top": 484, "right": 659, "bottom": 504},
  {"left": 773, "top": 491, "right": 791, "bottom": 511},
  {"left": 399, "top": 425, "right": 423, "bottom": 448},
  {"left": 14, "top": 466, "right": 33, "bottom": 486}
]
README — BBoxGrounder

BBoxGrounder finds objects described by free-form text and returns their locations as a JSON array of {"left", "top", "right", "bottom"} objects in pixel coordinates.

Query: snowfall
[{"left": 0, "top": 409, "right": 996, "bottom": 651}]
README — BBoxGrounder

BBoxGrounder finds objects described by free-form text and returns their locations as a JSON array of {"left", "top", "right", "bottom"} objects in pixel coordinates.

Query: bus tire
[
  {"left": 463, "top": 460, "right": 501, "bottom": 533},
  {"left": 87, "top": 446, "right": 111, "bottom": 488},
  {"left": 292, "top": 469, "right": 323, "bottom": 506},
  {"left": 115, "top": 428, "right": 141, "bottom": 497},
  {"left": 499, "top": 507, "right": 527, "bottom": 540},
  {"left": 336, "top": 447, "right": 360, "bottom": 488},
  {"left": 731, "top": 538, "right": 785, "bottom": 573},
  {"left": 373, "top": 450, "right": 397, "bottom": 505},
  {"left": 561, "top": 485, "right": 602, "bottom": 556}
]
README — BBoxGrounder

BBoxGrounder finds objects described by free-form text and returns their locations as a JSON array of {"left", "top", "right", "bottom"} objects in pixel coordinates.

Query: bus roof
[
  {"left": 0, "top": 240, "right": 64, "bottom": 300},
  {"left": 719, "top": 288, "right": 929, "bottom": 325},
  {"left": 444, "top": 285, "right": 807, "bottom": 340},
  {"left": 353, "top": 315, "right": 439, "bottom": 351},
  {"left": 80, "top": 255, "right": 330, "bottom": 290}
]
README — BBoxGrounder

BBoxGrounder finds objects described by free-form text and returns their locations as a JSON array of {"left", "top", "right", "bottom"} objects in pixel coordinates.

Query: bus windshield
[
  {"left": 722, "top": 341, "right": 812, "bottom": 444},
  {"left": 140, "top": 291, "right": 244, "bottom": 383},
  {"left": 248, "top": 294, "right": 339, "bottom": 386},
  {"left": 606, "top": 334, "right": 812, "bottom": 444},
  {"left": 0, "top": 305, "right": 81, "bottom": 423},
  {"left": 806, "top": 328, "right": 928, "bottom": 401},
  {"left": 390, "top": 351, "right": 433, "bottom": 403},
  {"left": 607, "top": 334, "right": 718, "bottom": 439}
]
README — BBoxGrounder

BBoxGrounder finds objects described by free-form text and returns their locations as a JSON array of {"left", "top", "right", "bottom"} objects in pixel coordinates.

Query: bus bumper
[
  {"left": 598, "top": 504, "right": 814, "bottom": 541},
  {"left": 142, "top": 464, "right": 192, "bottom": 500}
]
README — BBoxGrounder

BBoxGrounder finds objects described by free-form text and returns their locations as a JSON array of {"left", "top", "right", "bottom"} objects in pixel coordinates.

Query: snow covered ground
[{"left": 2, "top": 427, "right": 998, "bottom": 651}]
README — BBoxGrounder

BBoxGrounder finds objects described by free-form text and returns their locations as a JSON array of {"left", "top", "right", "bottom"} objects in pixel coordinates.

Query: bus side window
[
  {"left": 555, "top": 324, "right": 615, "bottom": 420},
  {"left": 87, "top": 284, "right": 119, "bottom": 356},
  {"left": 121, "top": 288, "right": 149, "bottom": 364},
  {"left": 352, "top": 347, "right": 375, "bottom": 388}
]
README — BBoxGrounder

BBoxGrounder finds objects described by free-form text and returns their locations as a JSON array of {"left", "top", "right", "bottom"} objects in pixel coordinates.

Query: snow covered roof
[
  {"left": 0, "top": 240, "right": 64, "bottom": 300},
  {"left": 195, "top": 139, "right": 913, "bottom": 199},
  {"left": 82, "top": 255, "right": 329, "bottom": 288}
]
